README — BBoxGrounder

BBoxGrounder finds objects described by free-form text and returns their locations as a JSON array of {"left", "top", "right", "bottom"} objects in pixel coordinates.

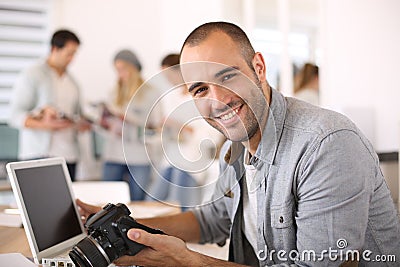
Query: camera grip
[{"left": 116, "top": 216, "right": 165, "bottom": 256}]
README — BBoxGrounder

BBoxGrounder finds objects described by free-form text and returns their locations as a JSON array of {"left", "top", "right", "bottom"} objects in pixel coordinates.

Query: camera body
[{"left": 69, "top": 203, "right": 164, "bottom": 267}]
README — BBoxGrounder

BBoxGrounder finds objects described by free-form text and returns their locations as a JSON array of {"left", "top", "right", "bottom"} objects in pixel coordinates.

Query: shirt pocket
[
  {"left": 269, "top": 199, "right": 297, "bottom": 257},
  {"left": 271, "top": 203, "right": 294, "bottom": 229}
]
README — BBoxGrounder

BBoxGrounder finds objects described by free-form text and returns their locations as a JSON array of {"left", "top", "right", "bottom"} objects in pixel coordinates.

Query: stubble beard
[{"left": 206, "top": 77, "right": 266, "bottom": 142}]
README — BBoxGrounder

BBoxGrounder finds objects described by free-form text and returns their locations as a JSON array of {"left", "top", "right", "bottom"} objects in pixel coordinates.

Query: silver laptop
[{"left": 6, "top": 157, "right": 86, "bottom": 266}]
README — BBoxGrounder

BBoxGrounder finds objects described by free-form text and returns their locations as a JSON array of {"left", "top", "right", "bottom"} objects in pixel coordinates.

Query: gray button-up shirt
[{"left": 193, "top": 88, "right": 400, "bottom": 266}]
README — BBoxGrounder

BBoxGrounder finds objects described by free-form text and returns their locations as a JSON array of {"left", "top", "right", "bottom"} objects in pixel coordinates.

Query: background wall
[{"left": 320, "top": 0, "right": 400, "bottom": 152}]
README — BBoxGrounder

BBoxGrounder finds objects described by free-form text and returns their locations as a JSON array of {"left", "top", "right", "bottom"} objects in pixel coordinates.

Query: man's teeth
[{"left": 220, "top": 108, "right": 239, "bottom": 121}]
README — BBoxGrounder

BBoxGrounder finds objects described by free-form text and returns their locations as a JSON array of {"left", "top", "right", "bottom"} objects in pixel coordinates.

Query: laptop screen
[{"left": 15, "top": 164, "right": 82, "bottom": 251}]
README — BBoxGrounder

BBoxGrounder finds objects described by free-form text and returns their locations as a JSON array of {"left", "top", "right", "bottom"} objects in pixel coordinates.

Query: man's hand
[
  {"left": 114, "top": 228, "right": 195, "bottom": 267},
  {"left": 114, "top": 228, "right": 245, "bottom": 267},
  {"left": 74, "top": 203, "right": 241, "bottom": 266},
  {"left": 26, "top": 106, "right": 74, "bottom": 131},
  {"left": 76, "top": 199, "right": 102, "bottom": 224},
  {"left": 39, "top": 106, "right": 75, "bottom": 130},
  {"left": 76, "top": 118, "right": 92, "bottom": 132}
]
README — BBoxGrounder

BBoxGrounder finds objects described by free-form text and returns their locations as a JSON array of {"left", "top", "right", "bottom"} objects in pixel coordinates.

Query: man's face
[
  {"left": 52, "top": 41, "right": 79, "bottom": 69},
  {"left": 180, "top": 32, "right": 268, "bottom": 142}
]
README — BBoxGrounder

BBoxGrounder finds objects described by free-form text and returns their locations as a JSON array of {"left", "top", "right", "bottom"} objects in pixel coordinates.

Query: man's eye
[
  {"left": 222, "top": 73, "right": 236, "bottom": 82},
  {"left": 194, "top": 86, "right": 208, "bottom": 96}
]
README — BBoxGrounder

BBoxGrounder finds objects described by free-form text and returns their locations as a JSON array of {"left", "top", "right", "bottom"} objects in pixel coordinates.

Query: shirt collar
[{"left": 224, "top": 88, "right": 286, "bottom": 166}]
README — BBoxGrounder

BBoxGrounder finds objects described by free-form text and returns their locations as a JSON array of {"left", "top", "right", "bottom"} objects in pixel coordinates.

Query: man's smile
[{"left": 212, "top": 103, "right": 244, "bottom": 127}]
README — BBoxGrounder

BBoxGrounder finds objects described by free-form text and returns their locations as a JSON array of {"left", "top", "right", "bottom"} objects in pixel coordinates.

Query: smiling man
[{"left": 78, "top": 22, "right": 400, "bottom": 266}]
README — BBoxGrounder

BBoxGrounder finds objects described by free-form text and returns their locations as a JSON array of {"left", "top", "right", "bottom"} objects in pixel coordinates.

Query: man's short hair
[
  {"left": 180, "top": 21, "right": 255, "bottom": 68},
  {"left": 161, "top": 54, "right": 180, "bottom": 68},
  {"left": 51, "top": 29, "right": 80, "bottom": 49}
]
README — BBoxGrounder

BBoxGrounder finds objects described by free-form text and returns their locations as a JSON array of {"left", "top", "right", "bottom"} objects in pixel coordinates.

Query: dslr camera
[{"left": 69, "top": 203, "right": 164, "bottom": 267}]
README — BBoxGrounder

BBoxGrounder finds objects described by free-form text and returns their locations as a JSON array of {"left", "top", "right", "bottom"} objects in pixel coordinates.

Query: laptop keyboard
[
  {"left": 42, "top": 258, "right": 124, "bottom": 267},
  {"left": 42, "top": 254, "right": 74, "bottom": 267}
]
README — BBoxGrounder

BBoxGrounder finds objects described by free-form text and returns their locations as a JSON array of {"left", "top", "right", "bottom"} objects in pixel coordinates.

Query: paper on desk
[
  {"left": 0, "top": 212, "right": 22, "bottom": 227},
  {"left": 0, "top": 253, "right": 38, "bottom": 266}
]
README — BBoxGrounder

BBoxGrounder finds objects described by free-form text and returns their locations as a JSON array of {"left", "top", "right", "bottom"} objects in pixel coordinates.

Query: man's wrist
[
  {"left": 181, "top": 249, "right": 208, "bottom": 266},
  {"left": 187, "top": 250, "right": 246, "bottom": 267}
]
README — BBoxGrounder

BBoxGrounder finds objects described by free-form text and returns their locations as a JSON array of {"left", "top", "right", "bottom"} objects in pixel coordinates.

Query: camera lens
[{"left": 69, "top": 237, "right": 110, "bottom": 267}]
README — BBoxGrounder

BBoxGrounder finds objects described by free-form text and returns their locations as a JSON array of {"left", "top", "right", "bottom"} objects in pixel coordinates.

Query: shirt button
[{"left": 279, "top": 216, "right": 284, "bottom": 223}]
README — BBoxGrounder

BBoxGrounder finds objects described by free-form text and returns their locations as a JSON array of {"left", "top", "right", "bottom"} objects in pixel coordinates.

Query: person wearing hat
[{"left": 99, "top": 49, "right": 162, "bottom": 201}]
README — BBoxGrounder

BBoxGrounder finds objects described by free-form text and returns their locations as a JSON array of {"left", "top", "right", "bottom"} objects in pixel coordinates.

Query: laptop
[{"left": 6, "top": 157, "right": 86, "bottom": 266}]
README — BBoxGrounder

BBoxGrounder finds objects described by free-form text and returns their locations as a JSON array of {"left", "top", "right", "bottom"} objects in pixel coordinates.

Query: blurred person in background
[
  {"left": 9, "top": 29, "right": 91, "bottom": 181},
  {"left": 293, "top": 62, "right": 319, "bottom": 106},
  {"left": 99, "top": 49, "right": 162, "bottom": 201}
]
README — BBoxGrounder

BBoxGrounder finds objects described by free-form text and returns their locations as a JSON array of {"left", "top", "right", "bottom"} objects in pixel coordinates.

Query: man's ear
[{"left": 252, "top": 52, "right": 267, "bottom": 81}]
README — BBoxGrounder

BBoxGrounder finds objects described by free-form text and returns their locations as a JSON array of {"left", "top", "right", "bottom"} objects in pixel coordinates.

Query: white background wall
[
  {"left": 48, "top": 0, "right": 400, "bottom": 152},
  {"left": 320, "top": 0, "right": 400, "bottom": 152}
]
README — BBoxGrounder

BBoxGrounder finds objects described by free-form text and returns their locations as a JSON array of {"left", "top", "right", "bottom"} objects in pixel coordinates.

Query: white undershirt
[
  {"left": 242, "top": 151, "right": 259, "bottom": 254},
  {"left": 47, "top": 70, "right": 79, "bottom": 162}
]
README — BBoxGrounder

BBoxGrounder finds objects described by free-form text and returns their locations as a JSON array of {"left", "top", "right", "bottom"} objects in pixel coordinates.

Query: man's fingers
[
  {"left": 128, "top": 229, "right": 152, "bottom": 246},
  {"left": 76, "top": 198, "right": 86, "bottom": 208},
  {"left": 118, "top": 230, "right": 190, "bottom": 266},
  {"left": 76, "top": 199, "right": 101, "bottom": 215},
  {"left": 76, "top": 198, "right": 97, "bottom": 211},
  {"left": 127, "top": 228, "right": 166, "bottom": 249},
  {"left": 76, "top": 198, "right": 88, "bottom": 213}
]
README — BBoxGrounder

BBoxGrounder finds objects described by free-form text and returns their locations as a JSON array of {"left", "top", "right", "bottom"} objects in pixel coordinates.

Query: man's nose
[{"left": 209, "top": 85, "right": 232, "bottom": 109}]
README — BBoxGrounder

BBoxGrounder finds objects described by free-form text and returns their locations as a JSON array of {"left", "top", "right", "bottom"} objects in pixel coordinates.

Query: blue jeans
[
  {"left": 148, "top": 166, "right": 200, "bottom": 211},
  {"left": 102, "top": 162, "right": 151, "bottom": 201}
]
